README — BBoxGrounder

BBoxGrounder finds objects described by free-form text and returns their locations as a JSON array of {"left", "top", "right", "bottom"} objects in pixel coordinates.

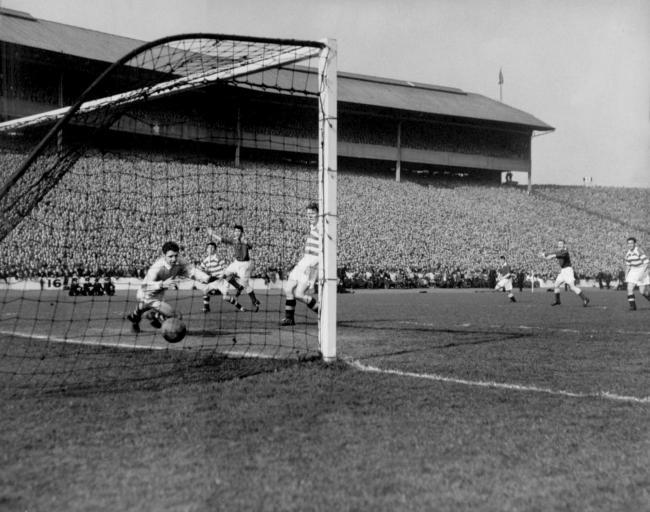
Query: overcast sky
[{"left": 3, "top": 0, "right": 649, "bottom": 188}]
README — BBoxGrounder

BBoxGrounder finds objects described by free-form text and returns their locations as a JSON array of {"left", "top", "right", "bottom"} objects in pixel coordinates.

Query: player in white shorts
[
  {"left": 624, "top": 236, "right": 650, "bottom": 310},
  {"left": 494, "top": 255, "right": 516, "bottom": 303},
  {"left": 199, "top": 241, "right": 247, "bottom": 313},
  {"left": 540, "top": 239, "right": 590, "bottom": 307},
  {"left": 281, "top": 202, "right": 320, "bottom": 326},
  {"left": 126, "top": 241, "right": 218, "bottom": 333},
  {"left": 208, "top": 224, "right": 261, "bottom": 312}
]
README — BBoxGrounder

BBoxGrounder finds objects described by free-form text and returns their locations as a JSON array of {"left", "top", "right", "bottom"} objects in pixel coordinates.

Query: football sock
[
  {"left": 249, "top": 291, "right": 260, "bottom": 305},
  {"left": 643, "top": 292, "right": 650, "bottom": 301},
  {"left": 129, "top": 307, "right": 144, "bottom": 322},
  {"left": 227, "top": 277, "right": 244, "bottom": 295},
  {"left": 226, "top": 296, "right": 245, "bottom": 311},
  {"left": 628, "top": 295, "right": 637, "bottom": 310},
  {"left": 306, "top": 297, "right": 318, "bottom": 312},
  {"left": 284, "top": 298, "right": 296, "bottom": 320},
  {"left": 552, "top": 292, "right": 561, "bottom": 305}
]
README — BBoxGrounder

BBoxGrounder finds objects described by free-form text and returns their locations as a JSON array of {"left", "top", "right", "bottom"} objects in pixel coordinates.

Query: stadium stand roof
[{"left": 0, "top": 7, "right": 554, "bottom": 132}]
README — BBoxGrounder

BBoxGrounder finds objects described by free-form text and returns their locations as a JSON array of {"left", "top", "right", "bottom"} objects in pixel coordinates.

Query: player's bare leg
[
  {"left": 127, "top": 300, "right": 175, "bottom": 332},
  {"left": 568, "top": 283, "right": 590, "bottom": 307},
  {"left": 627, "top": 281, "right": 638, "bottom": 310},
  {"left": 223, "top": 294, "right": 246, "bottom": 312},
  {"left": 295, "top": 281, "right": 319, "bottom": 313},
  {"left": 248, "top": 290, "right": 261, "bottom": 312},
  {"left": 281, "top": 280, "right": 297, "bottom": 326},
  {"left": 551, "top": 288, "right": 562, "bottom": 306},
  {"left": 226, "top": 275, "right": 244, "bottom": 297},
  {"left": 202, "top": 289, "right": 215, "bottom": 313},
  {"left": 642, "top": 285, "right": 650, "bottom": 302}
]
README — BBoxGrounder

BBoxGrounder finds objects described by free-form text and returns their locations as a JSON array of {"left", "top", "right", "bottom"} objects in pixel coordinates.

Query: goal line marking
[
  {"left": 0, "top": 329, "right": 166, "bottom": 350},
  {"left": 346, "top": 358, "right": 650, "bottom": 404},
  {"left": 0, "top": 330, "right": 303, "bottom": 360}
]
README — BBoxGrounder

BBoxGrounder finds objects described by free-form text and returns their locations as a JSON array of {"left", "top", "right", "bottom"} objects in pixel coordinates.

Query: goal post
[
  {"left": 318, "top": 39, "right": 337, "bottom": 363},
  {"left": 0, "top": 33, "right": 338, "bottom": 394}
]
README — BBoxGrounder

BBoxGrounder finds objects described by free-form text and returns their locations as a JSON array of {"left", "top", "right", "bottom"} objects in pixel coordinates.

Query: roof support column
[{"left": 395, "top": 120, "right": 401, "bottom": 182}]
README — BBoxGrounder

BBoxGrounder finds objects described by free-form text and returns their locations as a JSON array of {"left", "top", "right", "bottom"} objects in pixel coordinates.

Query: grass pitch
[{"left": 1, "top": 287, "right": 649, "bottom": 511}]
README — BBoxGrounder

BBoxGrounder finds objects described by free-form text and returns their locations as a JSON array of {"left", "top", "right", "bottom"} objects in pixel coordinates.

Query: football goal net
[{"left": 0, "top": 34, "right": 337, "bottom": 395}]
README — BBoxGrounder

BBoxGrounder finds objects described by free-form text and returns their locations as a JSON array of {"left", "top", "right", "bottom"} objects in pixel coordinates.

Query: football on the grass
[{"left": 161, "top": 318, "right": 187, "bottom": 343}]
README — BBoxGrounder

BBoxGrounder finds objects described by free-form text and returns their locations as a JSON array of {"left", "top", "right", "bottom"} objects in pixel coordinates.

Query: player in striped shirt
[
  {"left": 207, "top": 224, "right": 261, "bottom": 312},
  {"left": 624, "top": 236, "right": 650, "bottom": 310},
  {"left": 126, "top": 241, "right": 217, "bottom": 333},
  {"left": 494, "top": 255, "right": 516, "bottom": 302},
  {"left": 281, "top": 202, "right": 321, "bottom": 326},
  {"left": 540, "top": 239, "right": 590, "bottom": 307},
  {"left": 200, "top": 241, "right": 246, "bottom": 313}
]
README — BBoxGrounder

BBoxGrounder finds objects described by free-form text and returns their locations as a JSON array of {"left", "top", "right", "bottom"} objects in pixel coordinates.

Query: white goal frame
[
  {"left": 318, "top": 39, "right": 337, "bottom": 362},
  {"left": 0, "top": 34, "right": 338, "bottom": 362}
]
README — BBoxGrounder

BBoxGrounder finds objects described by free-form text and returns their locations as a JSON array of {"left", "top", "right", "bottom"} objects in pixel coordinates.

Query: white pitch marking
[
  {"left": 0, "top": 330, "right": 301, "bottom": 360},
  {"left": 0, "top": 329, "right": 165, "bottom": 350},
  {"left": 398, "top": 321, "right": 650, "bottom": 336},
  {"left": 347, "top": 359, "right": 650, "bottom": 404}
]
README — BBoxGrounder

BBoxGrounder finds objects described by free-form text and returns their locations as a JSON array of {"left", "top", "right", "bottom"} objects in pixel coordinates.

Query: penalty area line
[{"left": 346, "top": 359, "right": 650, "bottom": 404}]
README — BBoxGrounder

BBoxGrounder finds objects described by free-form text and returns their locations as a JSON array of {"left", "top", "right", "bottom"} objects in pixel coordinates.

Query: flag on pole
[{"left": 498, "top": 68, "right": 504, "bottom": 85}]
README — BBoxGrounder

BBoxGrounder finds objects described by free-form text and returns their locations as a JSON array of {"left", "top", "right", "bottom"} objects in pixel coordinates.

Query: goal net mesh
[{"left": 0, "top": 35, "right": 333, "bottom": 395}]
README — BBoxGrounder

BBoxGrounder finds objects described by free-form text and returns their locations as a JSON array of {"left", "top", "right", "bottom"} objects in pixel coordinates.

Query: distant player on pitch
[
  {"left": 199, "top": 241, "right": 247, "bottom": 313},
  {"left": 540, "top": 239, "right": 590, "bottom": 307},
  {"left": 207, "top": 224, "right": 261, "bottom": 312},
  {"left": 280, "top": 202, "right": 320, "bottom": 326},
  {"left": 126, "top": 241, "right": 217, "bottom": 333},
  {"left": 624, "top": 236, "right": 650, "bottom": 310},
  {"left": 494, "top": 255, "right": 516, "bottom": 303}
]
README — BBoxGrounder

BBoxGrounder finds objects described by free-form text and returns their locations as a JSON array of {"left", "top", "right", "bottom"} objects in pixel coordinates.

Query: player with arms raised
[
  {"left": 624, "top": 236, "right": 650, "bottom": 310},
  {"left": 280, "top": 202, "right": 320, "bottom": 326},
  {"left": 126, "top": 241, "right": 216, "bottom": 333},
  {"left": 494, "top": 255, "right": 516, "bottom": 303},
  {"left": 540, "top": 239, "right": 590, "bottom": 307},
  {"left": 207, "top": 224, "right": 261, "bottom": 312}
]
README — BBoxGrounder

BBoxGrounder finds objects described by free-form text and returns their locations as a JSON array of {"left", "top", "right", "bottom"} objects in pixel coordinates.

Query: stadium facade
[{"left": 0, "top": 7, "right": 554, "bottom": 188}]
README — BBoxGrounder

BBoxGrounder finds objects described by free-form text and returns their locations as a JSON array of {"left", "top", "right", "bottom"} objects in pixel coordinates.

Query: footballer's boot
[
  {"left": 509, "top": 296, "right": 517, "bottom": 303},
  {"left": 202, "top": 304, "right": 211, "bottom": 313},
  {"left": 145, "top": 310, "right": 162, "bottom": 329},
  {"left": 551, "top": 292, "right": 561, "bottom": 306},
  {"left": 126, "top": 313, "right": 141, "bottom": 333},
  {"left": 252, "top": 299, "right": 261, "bottom": 313},
  {"left": 280, "top": 317, "right": 295, "bottom": 326},
  {"left": 582, "top": 297, "right": 590, "bottom": 307}
]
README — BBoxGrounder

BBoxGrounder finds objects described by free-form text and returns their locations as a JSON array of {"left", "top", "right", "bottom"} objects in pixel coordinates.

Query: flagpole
[{"left": 498, "top": 68, "right": 503, "bottom": 102}]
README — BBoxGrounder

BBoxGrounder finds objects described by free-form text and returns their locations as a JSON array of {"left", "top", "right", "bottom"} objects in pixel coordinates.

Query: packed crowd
[{"left": 1, "top": 149, "right": 648, "bottom": 289}]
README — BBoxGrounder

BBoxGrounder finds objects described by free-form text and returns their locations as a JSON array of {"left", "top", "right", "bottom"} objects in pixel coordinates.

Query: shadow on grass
[
  {"left": 338, "top": 319, "right": 532, "bottom": 360},
  {"left": 0, "top": 336, "right": 322, "bottom": 399}
]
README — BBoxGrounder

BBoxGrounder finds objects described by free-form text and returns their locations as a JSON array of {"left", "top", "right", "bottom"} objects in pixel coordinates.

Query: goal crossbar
[{"left": 0, "top": 45, "right": 322, "bottom": 133}]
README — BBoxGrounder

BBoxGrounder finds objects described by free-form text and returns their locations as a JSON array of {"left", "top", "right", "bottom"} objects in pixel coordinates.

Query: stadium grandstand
[
  {"left": 0, "top": 6, "right": 553, "bottom": 189},
  {"left": 1, "top": 7, "right": 648, "bottom": 289}
]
